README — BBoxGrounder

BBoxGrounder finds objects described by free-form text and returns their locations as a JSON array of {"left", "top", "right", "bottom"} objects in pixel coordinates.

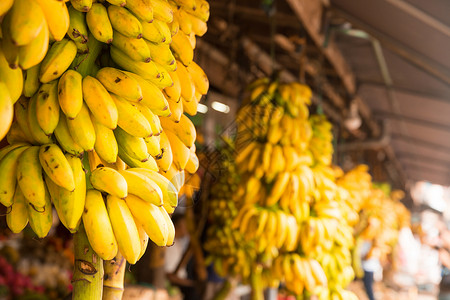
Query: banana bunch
[{"left": 0, "top": 0, "right": 210, "bottom": 265}]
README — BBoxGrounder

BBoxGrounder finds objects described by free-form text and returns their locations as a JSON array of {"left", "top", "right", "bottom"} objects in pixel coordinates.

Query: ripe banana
[
  {"left": 118, "top": 146, "right": 159, "bottom": 170},
  {"left": 159, "top": 206, "right": 175, "bottom": 246},
  {"left": 0, "top": 83, "right": 14, "bottom": 141},
  {"left": 23, "top": 64, "right": 41, "bottom": 98},
  {"left": 119, "top": 169, "right": 163, "bottom": 206},
  {"left": 112, "top": 31, "right": 151, "bottom": 62},
  {"left": 160, "top": 114, "right": 196, "bottom": 148},
  {"left": 6, "top": 185, "right": 29, "bottom": 233},
  {"left": 107, "top": 5, "right": 143, "bottom": 39},
  {"left": 39, "top": 38, "right": 77, "bottom": 83},
  {"left": 70, "top": 0, "right": 92, "bottom": 13},
  {"left": 92, "top": 118, "right": 118, "bottom": 164},
  {"left": 86, "top": 3, "right": 113, "bottom": 44},
  {"left": 67, "top": 5, "right": 89, "bottom": 53},
  {"left": 0, "top": 145, "right": 28, "bottom": 207},
  {"left": 144, "top": 135, "right": 162, "bottom": 157},
  {"left": 66, "top": 102, "right": 96, "bottom": 151},
  {"left": 35, "top": 80, "right": 60, "bottom": 135},
  {"left": 0, "top": 0, "right": 13, "bottom": 17},
  {"left": 141, "top": 19, "right": 171, "bottom": 44},
  {"left": 165, "top": 130, "right": 190, "bottom": 170},
  {"left": 135, "top": 218, "right": 149, "bottom": 260},
  {"left": 58, "top": 70, "right": 83, "bottom": 119},
  {"left": 39, "top": 144, "right": 75, "bottom": 191},
  {"left": 186, "top": 61, "right": 209, "bottom": 95},
  {"left": 146, "top": 41, "right": 176, "bottom": 71},
  {"left": 9, "top": 0, "right": 46, "bottom": 46},
  {"left": 164, "top": 70, "right": 181, "bottom": 102},
  {"left": 111, "top": 94, "right": 152, "bottom": 138},
  {"left": 90, "top": 167, "right": 128, "bottom": 198},
  {"left": 171, "top": 31, "right": 193, "bottom": 67},
  {"left": 175, "top": 61, "right": 195, "bottom": 101},
  {"left": 150, "top": 0, "right": 173, "bottom": 23},
  {"left": 0, "top": 45, "right": 23, "bottom": 102},
  {"left": 96, "top": 67, "right": 143, "bottom": 102},
  {"left": 83, "top": 189, "right": 118, "bottom": 260},
  {"left": 54, "top": 116, "right": 84, "bottom": 157},
  {"left": 156, "top": 131, "right": 173, "bottom": 172},
  {"left": 126, "top": 0, "right": 154, "bottom": 23},
  {"left": 115, "top": 127, "right": 150, "bottom": 162},
  {"left": 34, "top": 0, "right": 70, "bottom": 42},
  {"left": 135, "top": 103, "right": 163, "bottom": 136},
  {"left": 17, "top": 20, "right": 49, "bottom": 70},
  {"left": 27, "top": 187, "right": 52, "bottom": 238}
]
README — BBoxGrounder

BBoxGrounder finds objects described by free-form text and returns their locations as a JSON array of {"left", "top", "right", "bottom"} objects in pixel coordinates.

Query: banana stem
[
  {"left": 74, "top": 33, "right": 103, "bottom": 77},
  {"left": 102, "top": 251, "right": 126, "bottom": 300},
  {"left": 72, "top": 223, "right": 104, "bottom": 300},
  {"left": 250, "top": 265, "right": 264, "bottom": 300}
]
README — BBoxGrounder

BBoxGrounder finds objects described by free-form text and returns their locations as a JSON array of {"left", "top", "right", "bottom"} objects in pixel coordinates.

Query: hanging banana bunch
[{"left": 0, "top": 0, "right": 210, "bottom": 284}]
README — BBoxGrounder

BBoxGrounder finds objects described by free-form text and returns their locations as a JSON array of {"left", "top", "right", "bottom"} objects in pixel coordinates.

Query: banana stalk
[
  {"left": 103, "top": 251, "right": 126, "bottom": 300},
  {"left": 72, "top": 223, "right": 104, "bottom": 300},
  {"left": 74, "top": 33, "right": 103, "bottom": 77}
]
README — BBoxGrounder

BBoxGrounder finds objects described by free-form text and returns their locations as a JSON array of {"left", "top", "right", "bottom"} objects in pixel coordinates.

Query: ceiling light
[
  {"left": 211, "top": 101, "right": 230, "bottom": 114},
  {"left": 197, "top": 103, "right": 208, "bottom": 114}
]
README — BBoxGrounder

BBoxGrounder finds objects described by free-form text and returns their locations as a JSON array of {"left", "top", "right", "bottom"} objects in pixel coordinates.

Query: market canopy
[{"left": 198, "top": 0, "right": 450, "bottom": 188}]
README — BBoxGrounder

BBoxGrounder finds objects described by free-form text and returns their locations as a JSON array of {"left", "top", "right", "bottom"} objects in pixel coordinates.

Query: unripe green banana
[
  {"left": 0, "top": 146, "right": 29, "bottom": 207},
  {"left": 9, "top": 0, "right": 46, "bottom": 46},
  {"left": 86, "top": 3, "right": 113, "bottom": 44},
  {"left": 39, "top": 144, "right": 75, "bottom": 191},
  {"left": 92, "top": 118, "right": 118, "bottom": 164},
  {"left": 35, "top": 80, "right": 60, "bottom": 135},
  {"left": 54, "top": 116, "right": 85, "bottom": 157},
  {"left": 58, "top": 70, "right": 83, "bottom": 119},
  {"left": 96, "top": 67, "right": 143, "bottom": 102},
  {"left": 111, "top": 94, "right": 152, "bottom": 138},
  {"left": 66, "top": 103, "right": 96, "bottom": 151},
  {"left": 16, "top": 146, "right": 47, "bottom": 208},
  {"left": 115, "top": 127, "right": 150, "bottom": 162},
  {"left": 108, "top": 5, "right": 143, "bottom": 39},
  {"left": 27, "top": 187, "right": 53, "bottom": 238},
  {"left": 39, "top": 38, "right": 77, "bottom": 83}
]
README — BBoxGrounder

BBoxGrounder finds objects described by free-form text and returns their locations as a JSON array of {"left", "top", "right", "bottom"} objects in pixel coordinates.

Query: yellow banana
[
  {"left": 7, "top": 122, "right": 30, "bottom": 144},
  {"left": 1, "top": 13, "right": 20, "bottom": 69},
  {"left": 9, "top": 0, "right": 46, "bottom": 46},
  {"left": 92, "top": 118, "right": 118, "bottom": 164},
  {"left": 141, "top": 19, "right": 171, "bottom": 44},
  {"left": 107, "top": 5, "right": 143, "bottom": 39},
  {"left": 135, "top": 217, "right": 149, "bottom": 260},
  {"left": 6, "top": 185, "right": 29, "bottom": 233},
  {"left": 54, "top": 116, "right": 84, "bottom": 157},
  {"left": 35, "top": 80, "right": 60, "bottom": 135},
  {"left": 119, "top": 169, "right": 163, "bottom": 206},
  {"left": 111, "top": 94, "right": 152, "bottom": 138},
  {"left": 0, "top": 0, "right": 13, "bottom": 17},
  {"left": 90, "top": 167, "right": 128, "bottom": 198},
  {"left": 27, "top": 94, "right": 53, "bottom": 144},
  {"left": 124, "top": 194, "right": 168, "bottom": 246},
  {"left": 165, "top": 130, "right": 190, "bottom": 170},
  {"left": 189, "top": 12, "right": 207, "bottom": 37},
  {"left": 39, "top": 38, "right": 77, "bottom": 83},
  {"left": 34, "top": 0, "right": 69, "bottom": 41},
  {"left": 126, "top": 0, "right": 153, "bottom": 23},
  {"left": 27, "top": 187, "right": 52, "bottom": 238},
  {"left": 112, "top": 30, "right": 151, "bottom": 62},
  {"left": 118, "top": 146, "right": 159, "bottom": 170},
  {"left": 82, "top": 76, "right": 118, "bottom": 129},
  {"left": 39, "top": 144, "right": 75, "bottom": 191},
  {"left": 0, "top": 45, "right": 23, "bottom": 102},
  {"left": 83, "top": 189, "right": 118, "bottom": 260},
  {"left": 124, "top": 71, "right": 170, "bottom": 115},
  {"left": 58, "top": 70, "right": 83, "bottom": 119},
  {"left": 173, "top": 0, "right": 196, "bottom": 11},
  {"left": 16, "top": 146, "right": 47, "bottom": 208},
  {"left": 0, "top": 143, "right": 30, "bottom": 161},
  {"left": 146, "top": 40, "right": 176, "bottom": 70},
  {"left": 175, "top": 9, "right": 192, "bottom": 35},
  {"left": 115, "top": 127, "right": 150, "bottom": 162},
  {"left": 127, "top": 168, "right": 178, "bottom": 208},
  {"left": 156, "top": 131, "right": 173, "bottom": 171},
  {"left": 67, "top": 6, "right": 89, "bottom": 53},
  {"left": 175, "top": 61, "right": 195, "bottom": 101},
  {"left": 164, "top": 70, "right": 181, "bottom": 102},
  {"left": 160, "top": 114, "right": 196, "bottom": 148},
  {"left": 185, "top": 149, "right": 198, "bottom": 174},
  {"left": 86, "top": 3, "right": 113, "bottom": 44},
  {"left": 23, "top": 64, "right": 41, "bottom": 98},
  {"left": 144, "top": 135, "right": 162, "bottom": 157},
  {"left": 0, "top": 146, "right": 29, "bottom": 207},
  {"left": 266, "top": 172, "right": 290, "bottom": 206},
  {"left": 186, "top": 61, "right": 208, "bottom": 95},
  {"left": 135, "top": 103, "right": 162, "bottom": 136},
  {"left": 16, "top": 20, "right": 48, "bottom": 70},
  {"left": 150, "top": 0, "right": 173, "bottom": 23},
  {"left": 107, "top": 195, "right": 141, "bottom": 264},
  {"left": 106, "top": 0, "right": 126, "bottom": 6},
  {"left": 159, "top": 206, "right": 175, "bottom": 246},
  {"left": 66, "top": 102, "right": 96, "bottom": 151},
  {"left": 171, "top": 31, "right": 193, "bottom": 67},
  {"left": 167, "top": 96, "right": 183, "bottom": 122},
  {"left": 169, "top": 17, "right": 179, "bottom": 37},
  {"left": 13, "top": 98, "right": 36, "bottom": 143},
  {"left": 96, "top": 67, "right": 143, "bottom": 102},
  {"left": 70, "top": 0, "right": 92, "bottom": 12},
  {"left": 0, "top": 83, "right": 14, "bottom": 141}
]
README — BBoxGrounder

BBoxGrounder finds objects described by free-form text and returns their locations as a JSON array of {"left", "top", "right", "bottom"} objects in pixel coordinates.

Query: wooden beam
[
  {"left": 397, "top": 151, "right": 450, "bottom": 167},
  {"left": 392, "top": 134, "right": 450, "bottom": 154},
  {"left": 374, "top": 110, "right": 450, "bottom": 133}
]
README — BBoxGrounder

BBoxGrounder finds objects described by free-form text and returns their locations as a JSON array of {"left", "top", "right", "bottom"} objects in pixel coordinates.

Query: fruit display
[{"left": 0, "top": 0, "right": 209, "bottom": 297}]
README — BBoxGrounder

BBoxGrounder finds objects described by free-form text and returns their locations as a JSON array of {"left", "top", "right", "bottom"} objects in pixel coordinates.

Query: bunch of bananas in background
[{"left": 0, "top": 0, "right": 209, "bottom": 264}]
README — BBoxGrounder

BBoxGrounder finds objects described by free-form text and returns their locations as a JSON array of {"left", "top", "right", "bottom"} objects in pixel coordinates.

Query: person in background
[{"left": 360, "top": 240, "right": 382, "bottom": 300}]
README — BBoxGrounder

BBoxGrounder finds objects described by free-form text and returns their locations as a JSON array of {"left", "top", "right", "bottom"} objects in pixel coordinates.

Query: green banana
[{"left": 67, "top": 6, "right": 89, "bottom": 54}]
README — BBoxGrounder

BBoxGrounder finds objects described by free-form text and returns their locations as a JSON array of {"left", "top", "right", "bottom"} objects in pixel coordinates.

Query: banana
[
  {"left": 86, "top": 3, "right": 113, "bottom": 44},
  {"left": 90, "top": 167, "right": 128, "bottom": 198},
  {"left": 54, "top": 116, "right": 84, "bottom": 156},
  {"left": 176, "top": 9, "right": 192, "bottom": 35},
  {"left": 107, "top": 195, "right": 141, "bottom": 264},
  {"left": 7, "top": 122, "right": 30, "bottom": 144},
  {"left": 39, "top": 144, "right": 75, "bottom": 191},
  {"left": 119, "top": 169, "right": 163, "bottom": 206},
  {"left": 169, "top": 18, "right": 179, "bottom": 37},
  {"left": 39, "top": 38, "right": 77, "bottom": 83},
  {"left": 16, "top": 146, "right": 47, "bottom": 208},
  {"left": 141, "top": 19, "right": 171, "bottom": 44},
  {"left": 92, "top": 118, "right": 118, "bottom": 163},
  {"left": 186, "top": 61, "right": 208, "bottom": 95},
  {"left": 175, "top": 61, "right": 195, "bottom": 101},
  {"left": 173, "top": 0, "right": 196, "bottom": 11},
  {"left": 150, "top": 0, "right": 173, "bottom": 23},
  {"left": 0, "top": 143, "right": 30, "bottom": 161},
  {"left": 13, "top": 98, "right": 37, "bottom": 143},
  {"left": 159, "top": 206, "right": 175, "bottom": 246},
  {"left": 189, "top": 12, "right": 208, "bottom": 36},
  {"left": 112, "top": 30, "right": 151, "bottom": 62},
  {"left": 135, "top": 103, "right": 162, "bottom": 135},
  {"left": 185, "top": 149, "right": 199, "bottom": 174},
  {"left": 124, "top": 72, "right": 170, "bottom": 115},
  {"left": 171, "top": 31, "right": 193, "bottom": 67},
  {"left": 166, "top": 96, "right": 183, "bottom": 122},
  {"left": 27, "top": 94, "right": 53, "bottom": 144},
  {"left": 165, "top": 130, "right": 190, "bottom": 170},
  {"left": 35, "top": 80, "right": 60, "bottom": 135},
  {"left": 115, "top": 127, "right": 150, "bottom": 162},
  {"left": 0, "top": 45, "right": 23, "bottom": 102},
  {"left": 96, "top": 67, "right": 143, "bottom": 102},
  {"left": 83, "top": 189, "right": 118, "bottom": 260},
  {"left": 70, "top": 0, "right": 92, "bottom": 12},
  {"left": 156, "top": 131, "right": 173, "bottom": 171},
  {"left": 111, "top": 94, "right": 152, "bottom": 138},
  {"left": 0, "top": 0, "right": 13, "bottom": 17},
  {"left": 309, "top": 258, "right": 328, "bottom": 287},
  {"left": 27, "top": 187, "right": 52, "bottom": 238},
  {"left": 144, "top": 135, "right": 162, "bottom": 157},
  {"left": 82, "top": 76, "right": 118, "bottom": 129},
  {"left": 34, "top": 0, "right": 69, "bottom": 41},
  {"left": 58, "top": 70, "right": 83, "bottom": 119},
  {"left": 127, "top": 168, "right": 178, "bottom": 208},
  {"left": 0, "top": 146, "right": 29, "bottom": 207},
  {"left": 164, "top": 70, "right": 181, "bottom": 102},
  {"left": 118, "top": 146, "right": 159, "bottom": 170},
  {"left": 146, "top": 41, "right": 176, "bottom": 70},
  {"left": 107, "top": 5, "right": 142, "bottom": 39},
  {"left": 1, "top": 13, "right": 19, "bottom": 69},
  {"left": 266, "top": 172, "right": 290, "bottom": 206},
  {"left": 124, "top": 194, "right": 168, "bottom": 246},
  {"left": 0, "top": 82, "right": 14, "bottom": 141},
  {"left": 126, "top": 0, "right": 153, "bottom": 23},
  {"left": 67, "top": 6, "right": 89, "bottom": 53},
  {"left": 23, "top": 64, "right": 41, "bottom": 97},
  {"left": 6, "top": 185, "right": 29, "bottom": 233},
  {"left": 135, "top": 217, "right": 149, "bottom": 260},
  {"left": 9, "top": 0, "right": 46, "bottom": 46},
  {"left": 160, "top": 114, "right": 196, "bottom": 148},
  {"left": 66, "top": 102, "right": 96, "bottom": 151}
]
